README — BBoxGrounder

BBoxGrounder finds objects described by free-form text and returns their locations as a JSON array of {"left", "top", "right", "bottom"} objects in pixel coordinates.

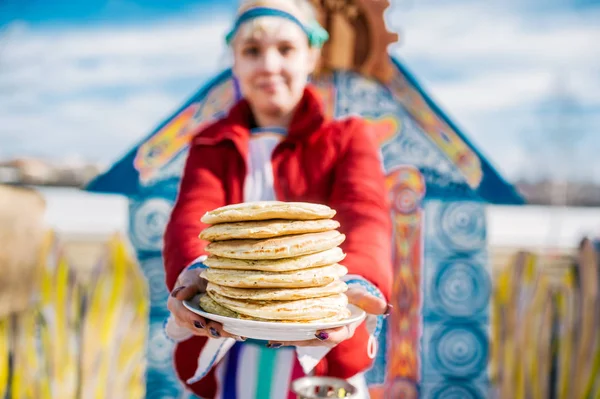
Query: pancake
[
  {"left": 207, "top": 291, "right": 348, "bottom": 321},
  {"left": 199, "top": 219, "right": 340, "bottom": 241},
  {"left": 202, "top": 247, "right": 346, "bottom": 272},
  {"left": 198, "top": 293, "right": 350, "bottom": 324},
  {"left": 206, "top": 280, "right": 347, "bottom": 301},
  {"left": 200, "top": 264, "right": 348, "bottom": 289},
  {"left": 205, "top": 230, "right": 345, "bottom": 260},
  {"left": 237, "top": 308, "right": 351, "bottom": 324},
  {"left": 199, "top": 293, "right": 239, "bottom": 318},
  {"left": 200, "top": 201, "right": 335, "bottom": 224}
]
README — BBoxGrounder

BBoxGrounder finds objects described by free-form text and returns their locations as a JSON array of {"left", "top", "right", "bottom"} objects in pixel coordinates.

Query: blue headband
[{"left": 225, "top": 7, "right": 329, "bottom": 48}]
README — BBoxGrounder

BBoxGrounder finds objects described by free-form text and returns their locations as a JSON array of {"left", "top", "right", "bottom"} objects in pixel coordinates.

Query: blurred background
[{"left": 0, "top": 0, "right": 599, "bottom": 398}]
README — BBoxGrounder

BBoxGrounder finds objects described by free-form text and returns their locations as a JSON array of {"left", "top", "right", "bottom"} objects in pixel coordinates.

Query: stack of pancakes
[{"left": 197, "top": 201, "right": 351, "bottom": 324}]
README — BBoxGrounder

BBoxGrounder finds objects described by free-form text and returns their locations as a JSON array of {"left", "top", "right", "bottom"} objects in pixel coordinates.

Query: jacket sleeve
[
  {"left": 323, "top": 118, "right": 393, "bottom": 379},
  {"left": 329, "top": 118, "right": 393, "bottom": 300},
  {"left": 163, "top": 143, "right": 227, "bottom": 291}
]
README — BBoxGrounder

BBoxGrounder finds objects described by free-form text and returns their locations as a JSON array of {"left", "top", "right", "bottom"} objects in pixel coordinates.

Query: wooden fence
[
  {"left": 0, "top": 204, "right": 148, "bottom": 398},
  {"left": 490, "top": 240, "right": 600, "bottom": 399}
]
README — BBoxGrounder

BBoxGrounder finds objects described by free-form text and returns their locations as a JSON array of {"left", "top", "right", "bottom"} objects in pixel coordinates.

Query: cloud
[
  {"left": 384, "top": 0, "right": 600, "bottom": 181},
  {"left": 1, "top": 90, "right": 183, "bottom": 163},
  {"left": 0, "top": 18, "right": 230, "bottom": 94},
  {"left": 0, "top": 14, "right": 231, "bottom": 162},
  {"left": 428, "top": 70, "right": 554, "bottom": 112},
  {"left": 390, "top": 0, "right": 600, "bottom": 54},
  {"left": 389, "top": 1, "right": 600, "bottom": 109}
]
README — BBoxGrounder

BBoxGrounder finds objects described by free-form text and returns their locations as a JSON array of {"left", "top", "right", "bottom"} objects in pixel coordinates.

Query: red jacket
[{"left": 163, "top": 85, "right": 393, "bottom": 398}]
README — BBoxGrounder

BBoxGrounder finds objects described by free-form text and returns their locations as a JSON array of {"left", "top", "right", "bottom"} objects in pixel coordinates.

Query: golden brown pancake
[
  {"left": 199, "top": 219, "right": 340, "bottom": 241},
  {"left": 200, "top": 201, "right": 335, "bottom": 224},
  {"left": 205, "top": 230, "right": 345, "bottom": 260}
]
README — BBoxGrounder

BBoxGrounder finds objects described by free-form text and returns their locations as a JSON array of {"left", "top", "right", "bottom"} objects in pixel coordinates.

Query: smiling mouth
[{"left": 259, "top": 81, "right": 282, "bottom": 92}]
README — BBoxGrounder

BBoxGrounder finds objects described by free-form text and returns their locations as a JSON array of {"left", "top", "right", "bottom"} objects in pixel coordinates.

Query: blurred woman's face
[{"left": 232, "top": 19, "right": 317, "bottom": 120}]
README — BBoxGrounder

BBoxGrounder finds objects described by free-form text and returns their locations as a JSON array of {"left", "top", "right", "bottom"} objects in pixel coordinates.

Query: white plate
[{"left": 183, "top": 296, "right": 366, "bottom": 341}]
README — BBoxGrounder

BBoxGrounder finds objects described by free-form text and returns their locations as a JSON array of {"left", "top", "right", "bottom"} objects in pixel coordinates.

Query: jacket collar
[{"left": 193, "top": 84, "right": 327, "bottom": 147}]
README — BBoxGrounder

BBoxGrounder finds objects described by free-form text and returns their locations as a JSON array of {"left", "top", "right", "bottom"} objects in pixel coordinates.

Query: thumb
[
  {"left": 171, "top": 284, "right": 201, "bottom": 301},
  {"left": 178, "top": 268, "right": 206, "bottom": 287},
  {"left": 346, "top": 288, "right": 388, "bottom": 315}
]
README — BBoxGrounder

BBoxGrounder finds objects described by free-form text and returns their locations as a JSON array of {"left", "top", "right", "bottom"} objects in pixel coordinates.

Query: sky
[{"left": 1, "top": 0, "right": 599, "bottom": 183}]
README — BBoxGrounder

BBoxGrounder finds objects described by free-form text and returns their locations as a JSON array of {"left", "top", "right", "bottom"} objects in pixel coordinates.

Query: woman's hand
[
  {"left": 167, "top": 268, "right": 243, "bottom": 340},
  {"left": 266, "top": 287, "right": 392, "bottom": 348}
]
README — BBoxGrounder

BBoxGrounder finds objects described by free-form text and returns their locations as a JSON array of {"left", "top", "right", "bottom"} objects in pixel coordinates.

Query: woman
[{"left": 163, "top": 0, "right": 394, "bottom": 397}]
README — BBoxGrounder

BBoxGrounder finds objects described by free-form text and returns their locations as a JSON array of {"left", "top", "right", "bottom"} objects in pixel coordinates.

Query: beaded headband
[{"left": 225, "top": 6, "right": 329, "bottom": 48}]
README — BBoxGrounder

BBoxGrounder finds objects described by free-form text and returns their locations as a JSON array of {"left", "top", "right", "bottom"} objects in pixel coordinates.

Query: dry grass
[{"left": 0, "top": 184, "right": 47, "bottom": 317}]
